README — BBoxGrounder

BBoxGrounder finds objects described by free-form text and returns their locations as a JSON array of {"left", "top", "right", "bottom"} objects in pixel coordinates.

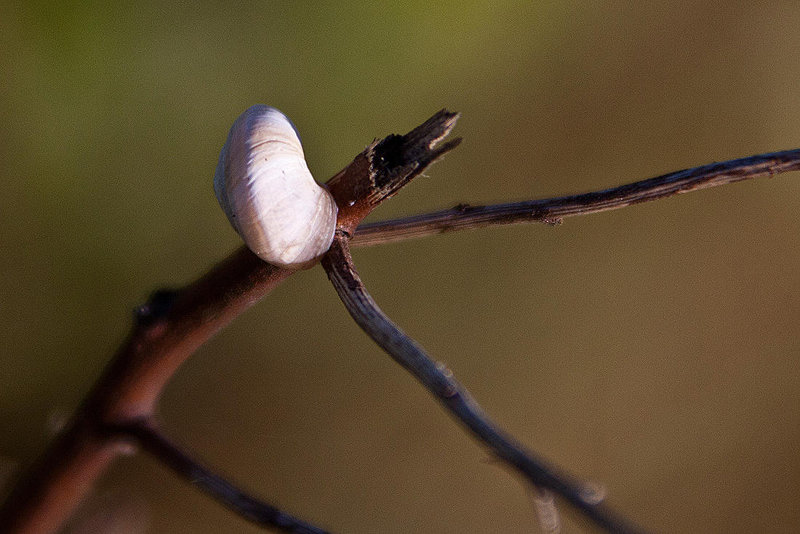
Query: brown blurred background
[{"left": 1, "top": 2, "right": 799, "bottom": 533}]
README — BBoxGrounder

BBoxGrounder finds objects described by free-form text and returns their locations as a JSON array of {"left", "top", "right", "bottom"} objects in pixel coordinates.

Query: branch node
[
  {"left": 435, "top": 361, "right": 454, "bottom": 378},
  {"left": 542, "top": 216, "right": 563, "bottom": 226},
  {"left": 134, "top": 288, "right": 180, "bottom": 326}
]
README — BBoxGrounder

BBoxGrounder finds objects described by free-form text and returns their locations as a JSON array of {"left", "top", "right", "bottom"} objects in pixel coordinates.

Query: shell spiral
[{"left": 213, "top": 105, "right": 338, "bottom": 268}]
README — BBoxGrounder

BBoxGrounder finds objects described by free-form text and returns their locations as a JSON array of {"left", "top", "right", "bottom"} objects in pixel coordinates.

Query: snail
[{"left": 213, "top": 105, "right": 338, "bottom": 269}]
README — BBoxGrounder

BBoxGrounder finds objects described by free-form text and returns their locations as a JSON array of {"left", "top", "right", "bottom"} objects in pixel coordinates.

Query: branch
[
  {"left": 352, "top": 148, "right": 800, "bottom": 246},
  {"left": 4, "top": 102, "right": 799, "bottom": 534},
  {"left": 106, "top": 421, "right": 329, "bottom": 534},
  {"left": 0, "top": 110, "right": 460, "bottom": 534},
  {"left": 321, "top": 234, "right": 646, "bottom": 534}
]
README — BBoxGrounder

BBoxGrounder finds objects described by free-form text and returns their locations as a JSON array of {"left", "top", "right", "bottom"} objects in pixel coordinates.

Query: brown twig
[
  {"left": 321, "top": 235, "right": 646, "bottom": 534},
  {"left": 352, "top": 148, "right": 800, "bottom": 246},
  {"left": 105, "top": 420, "right": 329, "bottom": 534}
]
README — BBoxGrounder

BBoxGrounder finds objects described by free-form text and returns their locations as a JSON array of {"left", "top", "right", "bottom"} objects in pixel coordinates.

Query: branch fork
[{"left": 3, "top": 108, "right": 799, "bottom": 534}]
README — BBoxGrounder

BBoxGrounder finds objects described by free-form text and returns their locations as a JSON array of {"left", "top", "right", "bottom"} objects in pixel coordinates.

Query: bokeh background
[{"left": 1, "top": 2, "right": 799, "bottom": 533}]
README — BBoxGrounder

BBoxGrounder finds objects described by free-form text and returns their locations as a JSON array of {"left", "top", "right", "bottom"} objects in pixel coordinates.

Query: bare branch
[
  {"left": 352, "top": 148, "right": 800, "bottom": 247},
  {"left": 0, "top": 110, "right": 459, "bottom": 534},
  {"left": 106, "top": 421, "right": 329, "bottom": 534},
  {"left": 321, "top": 234, "right": 646, "bottom": 534},
  {"left": 4, "top": 103, "right": 797, "bottom": 534}
]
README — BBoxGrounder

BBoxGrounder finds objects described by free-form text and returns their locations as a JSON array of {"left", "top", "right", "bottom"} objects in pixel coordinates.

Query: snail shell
[{"left": 213, "top": 105, "right": 338, "bottom": 268}]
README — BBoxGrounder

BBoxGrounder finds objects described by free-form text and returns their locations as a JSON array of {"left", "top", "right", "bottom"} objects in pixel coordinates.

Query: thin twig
[
  {"left": 352, "top": 148, "right": 800, "bottom": 246},
  {"left": 106, "top": 421, "right": 329, "bottom": 534},
  {"left": 321, "top": 234, "right": 646, "bottom": 534}
]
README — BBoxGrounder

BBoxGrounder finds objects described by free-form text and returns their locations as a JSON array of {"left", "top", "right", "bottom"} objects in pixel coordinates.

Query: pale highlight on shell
[{"left": 213, "top": 105, "right": 338, "bottom": 268}]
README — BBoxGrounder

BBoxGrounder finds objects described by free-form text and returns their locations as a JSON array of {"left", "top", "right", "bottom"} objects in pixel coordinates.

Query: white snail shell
[{"left": 213, "top": 105, "right": 338, "bottom": 268}]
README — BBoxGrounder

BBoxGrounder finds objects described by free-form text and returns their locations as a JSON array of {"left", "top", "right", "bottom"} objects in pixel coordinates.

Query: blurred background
[{"left": 1, "top": 2, "right": 799, "bottom": 533}]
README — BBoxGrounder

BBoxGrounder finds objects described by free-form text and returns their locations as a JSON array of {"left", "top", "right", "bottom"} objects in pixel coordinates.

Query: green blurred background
[{"left": 1, "top": 2, "right": 799, "bottom": 533}]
